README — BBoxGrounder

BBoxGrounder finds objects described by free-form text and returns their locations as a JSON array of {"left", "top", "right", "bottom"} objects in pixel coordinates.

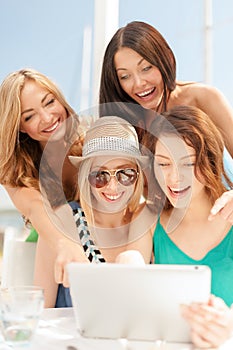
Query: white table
[{"left": 1, "top": 307, "right": 233, "bottom": 350}]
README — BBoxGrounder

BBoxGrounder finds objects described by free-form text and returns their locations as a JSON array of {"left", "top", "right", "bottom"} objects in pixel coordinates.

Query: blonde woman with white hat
[{"left": 35, "top": 116, "right": 156, "bottom": 307}]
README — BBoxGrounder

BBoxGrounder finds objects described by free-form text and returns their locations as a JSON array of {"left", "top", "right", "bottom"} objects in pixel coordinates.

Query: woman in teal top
[{"left": 143, "top": 105, "right": 233, "bottom": 349}]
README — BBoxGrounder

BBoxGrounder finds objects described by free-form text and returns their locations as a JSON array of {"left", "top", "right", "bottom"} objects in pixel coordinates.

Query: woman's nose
[
  {"left": 169, "top": 165, "right": 184, "bottom": 182},
  {"left": 39, "top": 109, "right": 52, "bottom": 122},
  {"left": 106, "top": 176, "right": 119, "bottom": 190},
  {"left": 133, "top": 74, "right": 146, "bottom": 88}
]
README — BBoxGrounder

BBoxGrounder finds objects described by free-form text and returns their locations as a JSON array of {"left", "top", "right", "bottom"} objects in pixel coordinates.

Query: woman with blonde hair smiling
[{"left": 0, "top": 68, "right": 90, "bottom": 294}]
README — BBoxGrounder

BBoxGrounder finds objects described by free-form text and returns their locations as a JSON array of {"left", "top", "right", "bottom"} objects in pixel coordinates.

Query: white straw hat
[{"left": 69, "top": 116, "right": 149, "bottom": 168}]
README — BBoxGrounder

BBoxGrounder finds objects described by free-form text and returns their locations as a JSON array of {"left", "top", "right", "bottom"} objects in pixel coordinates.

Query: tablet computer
[{"left": 67, "top": 262, "right": 211, "bottom": 343}]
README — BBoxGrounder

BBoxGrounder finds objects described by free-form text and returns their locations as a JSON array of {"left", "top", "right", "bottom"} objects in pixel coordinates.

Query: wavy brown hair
[{"left": 143, "top": 105, "right": 233, "bottom": 209}]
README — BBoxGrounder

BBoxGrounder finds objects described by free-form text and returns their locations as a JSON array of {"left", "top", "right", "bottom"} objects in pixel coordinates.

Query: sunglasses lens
[
  {"left": 88, "top": 169, "right": 138, "bottom": 188},
  {"left": 117, "top": 169, "right": 138, "bottom": 186},
  {"left": 88, "top": 171, "right": 110, "bottom": 188}
]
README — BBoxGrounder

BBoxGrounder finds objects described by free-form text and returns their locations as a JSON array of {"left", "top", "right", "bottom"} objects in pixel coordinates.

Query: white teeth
[
  {"left": 44, "top": 120, "right": 59, "bottom": 132},
  {"left": 170, "top": 187, "right": 189, "bottom": 193},
  {"left": 137, "top": 88, "right": 154, "bottom": 97},
  {"left": 104, "top": 193, "right": 122, "bottom": 200}
]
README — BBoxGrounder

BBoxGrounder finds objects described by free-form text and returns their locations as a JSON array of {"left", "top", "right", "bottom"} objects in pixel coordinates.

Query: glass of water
[{"left": 0, "top": 286, "right": 44, "bottom": 346}]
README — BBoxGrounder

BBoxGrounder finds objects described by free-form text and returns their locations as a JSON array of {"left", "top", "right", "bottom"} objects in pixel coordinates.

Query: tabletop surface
[{"left": 0, "top": 307, "right": 232, "bottom": 350}]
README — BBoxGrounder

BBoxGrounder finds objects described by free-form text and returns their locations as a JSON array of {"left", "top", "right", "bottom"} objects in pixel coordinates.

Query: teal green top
[{"left": 153, "top": 219, "right": 233, "bottom": 307}]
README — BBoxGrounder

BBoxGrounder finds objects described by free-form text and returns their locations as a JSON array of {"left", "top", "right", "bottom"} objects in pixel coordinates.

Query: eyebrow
[
  {"left": 21, "top": 92, "right": 51, "bottom": 116},
  {"left": 116, "top": 57, "right": 145, "bottom": 71},
  {"left": 155, "top": 154, "right": 196, "bottom": 160}
]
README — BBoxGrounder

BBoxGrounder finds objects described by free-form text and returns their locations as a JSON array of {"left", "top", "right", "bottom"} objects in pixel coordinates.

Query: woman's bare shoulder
[
  {"left": 172, "top": 81, "right": 225, "bottom": 108},
  {"left": 176, "top": 81, "right": 221, "bottom": 94},
  {"left": 3, "top": 185, "right": 45, "bottom": 219},
  {"left": 179, "top": 81, "right": 223, "bottom": 98},
  {"left": 4, "top": 185, "right": 41, "bottom": 201}
]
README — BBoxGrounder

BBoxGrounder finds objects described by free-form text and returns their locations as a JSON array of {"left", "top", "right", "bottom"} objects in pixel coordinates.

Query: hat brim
[{"left": 69, "top": 151, "right": 149, "bottom": 169}]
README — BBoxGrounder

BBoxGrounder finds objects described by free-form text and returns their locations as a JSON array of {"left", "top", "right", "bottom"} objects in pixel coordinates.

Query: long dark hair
[{"left": 99, "top": 21, "right": 176, "bottom": 121}]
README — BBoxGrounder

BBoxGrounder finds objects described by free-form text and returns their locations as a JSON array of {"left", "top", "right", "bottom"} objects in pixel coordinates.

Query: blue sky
[
  {"left": 1, "top": 0, "right": 233, "bottom": 109},
  {"left": 1, "top": 0, "right": 233, "bottom": 211}
]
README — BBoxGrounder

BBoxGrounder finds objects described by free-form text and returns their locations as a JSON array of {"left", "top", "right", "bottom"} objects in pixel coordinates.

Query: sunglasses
[{"left": 88, "top": 168, "right": 139, "bottom": 188}]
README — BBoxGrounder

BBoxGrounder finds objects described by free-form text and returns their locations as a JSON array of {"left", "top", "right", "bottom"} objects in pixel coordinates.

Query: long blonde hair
[{"left": 0, "top": 68, "right": 80, "bottom": 192}]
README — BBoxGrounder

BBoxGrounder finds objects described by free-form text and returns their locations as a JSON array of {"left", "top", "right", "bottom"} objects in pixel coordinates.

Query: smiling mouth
[
  {"left": 136, "top": 87, "right": 155, "bottom": 98},
  {"left": 168, "top": 186, "right": 191, "bottom": 197},
  {"left": 102, "top": 193, "right": 124, "bottom": 201},
  {"left": 43, "top": 119, "right": 60, "bottom": 133}
]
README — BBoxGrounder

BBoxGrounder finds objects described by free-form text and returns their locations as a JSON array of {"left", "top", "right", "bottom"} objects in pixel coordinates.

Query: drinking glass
[{"left": 0, "top": 286, "right": 44, "bottom": 346}]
